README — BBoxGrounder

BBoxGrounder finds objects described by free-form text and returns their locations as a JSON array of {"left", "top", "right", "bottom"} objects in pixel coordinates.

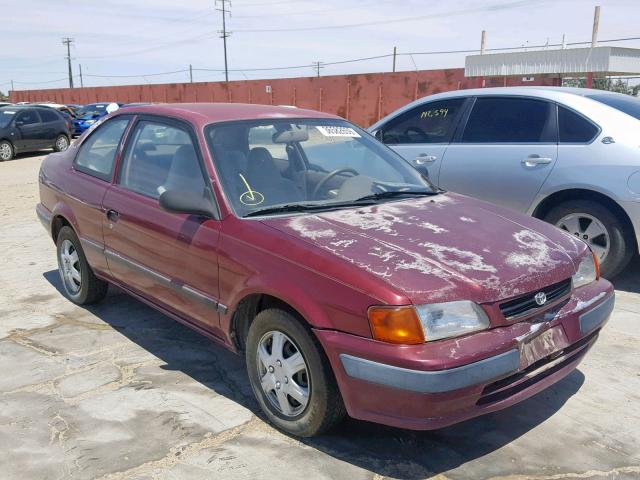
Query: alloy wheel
[
  {"left": 0, "top": 143, "right": 12, "bottom": 160},
  {"left": 56, "top": 136, "right": 69, "bottom": 151},
  {"left": 256, "top": 330, "right": 310, "bottom": 417},
  {"left": 59, "top": 239, "right": 82, "bottom": 295},
  {"left": 556, "top": 213, "right": 610, "bottom": 262}
]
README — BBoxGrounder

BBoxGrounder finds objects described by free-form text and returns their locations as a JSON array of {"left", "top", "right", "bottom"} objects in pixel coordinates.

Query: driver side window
[
  {"left": 381, "top": 98, "right": 466, "bottom": 145},
  {"left": 16, "top": 110, "right": 40, "bottom": 126}
]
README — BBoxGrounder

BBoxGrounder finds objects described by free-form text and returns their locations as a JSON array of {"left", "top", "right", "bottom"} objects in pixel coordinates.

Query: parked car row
[{"left": 37, "top": 101, "right": 615, "bottom": 437}]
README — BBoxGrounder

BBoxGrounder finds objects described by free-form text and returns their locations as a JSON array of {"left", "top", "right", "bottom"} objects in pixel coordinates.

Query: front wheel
[
  {"left": 246, "top": 308, "right": 345, "bottom": 437},
  {"left": 53, "top": 134, "right": 70, "bottom": 152},
  {"left": 56, "top": 226, "right": 108, "bottom": 304},
  {"left": 0, "top": 140, "right": 14, "bottom": 161},
  {"left": 544, "top": 200, "right": 633, "bottom": 278}
]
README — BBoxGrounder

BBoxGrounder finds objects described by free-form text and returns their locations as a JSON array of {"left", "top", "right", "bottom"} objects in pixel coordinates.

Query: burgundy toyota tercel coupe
[{"left": 37, "top": 103, "right": 615, "bottom": 437}]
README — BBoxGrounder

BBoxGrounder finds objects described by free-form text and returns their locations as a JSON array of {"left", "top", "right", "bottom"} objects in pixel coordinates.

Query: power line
[
  {"left": 232, "top": 0, "right": 538, "bottom": 32},
  {"left": 6, "top": 35, "right": 640, "bottom": 87}
]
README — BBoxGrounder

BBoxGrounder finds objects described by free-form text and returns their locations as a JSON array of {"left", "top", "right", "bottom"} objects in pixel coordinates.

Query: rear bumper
[
  {"left": 315, "top": 280, "right": 614, "bottom": 430},
  {"left": 36, "top": 203, "right": 52, "bottom": 234}
]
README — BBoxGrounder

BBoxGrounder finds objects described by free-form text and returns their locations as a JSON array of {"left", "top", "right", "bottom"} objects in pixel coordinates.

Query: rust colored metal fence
[{"left": 9, "top": 68, "right": 558, "bottom": 127}]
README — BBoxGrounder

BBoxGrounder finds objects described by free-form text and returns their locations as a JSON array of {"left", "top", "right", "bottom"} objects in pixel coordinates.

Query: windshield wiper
[
  {"left": 244, "top": 201, "right": 375, "bottom": 217},
  {"left": 354, "top": 189, "right": 439, "bottom": 202}
]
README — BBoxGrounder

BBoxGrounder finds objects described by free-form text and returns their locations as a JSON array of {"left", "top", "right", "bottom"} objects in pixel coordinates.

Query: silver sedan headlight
[
  {"left": 572, "top": 251, "right": 599, "bottom": 289},
  {"left": 415, "top": 300, "right": 490, "bottom": 341}
]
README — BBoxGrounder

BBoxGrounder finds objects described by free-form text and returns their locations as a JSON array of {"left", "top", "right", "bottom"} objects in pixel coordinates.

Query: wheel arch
[
  {"left": 229, "top": 292, "right": 316, "bottom": 352},
  {"left": 532, "top": 188, "right": 637, "bottom": 248},
  {"left": 50, "top": 203, "right": 79, "bottom": 242}
]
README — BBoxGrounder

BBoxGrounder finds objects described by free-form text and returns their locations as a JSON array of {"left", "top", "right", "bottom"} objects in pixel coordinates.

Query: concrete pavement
[{"left": 1, "top": 152, "right": 638, "bottom": 480}]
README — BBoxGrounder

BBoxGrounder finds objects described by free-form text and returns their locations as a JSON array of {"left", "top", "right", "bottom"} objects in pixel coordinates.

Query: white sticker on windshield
[
  {"left": 2, "top": 111, "right": 16, "bottom": 114},
  {"left": 315, "top": 126, "right": 360, "bottom": 138}
]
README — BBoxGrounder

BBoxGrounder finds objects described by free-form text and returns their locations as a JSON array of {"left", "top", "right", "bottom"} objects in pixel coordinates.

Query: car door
[
  {"left": 14, "top": 109, "right": 44, "bottom": 150},
  {"left": 102, "top": 117, "right": 224, "bottom": 336},
  {"left": 372, "top": 97, "right": 469, "bottom": 183},
  {"left": 438, "top": 96, "right": 558, "bottom": 213},
  {"left": 37, "top": 108, "right": 61, "bottom": 146},
  {"left": 69, "top": 115, "right": 133, "bottom": 274}
]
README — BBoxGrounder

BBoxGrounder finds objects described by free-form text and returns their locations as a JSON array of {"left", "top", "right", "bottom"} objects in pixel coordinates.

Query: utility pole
[
  {"left": 62, "top": 37, "right": 74, "bottom": 88},
  {"left": 10, "top": 80, "right": 14, "bottom": 92},
  {"left": 78, "top": 64, "right": 84, "bottom": 88},
  {"left": 313, "top": 61, "right": 324, "bottom": 78},
  {"left": 591, "top": 5, "right": 600, "bottom": 48},
  {"left": 480, "top": 30, "right": 487, "bottom": 55},
  {"left": 392, "top": 46, "right": 397, "bottom": 72},
  {"left": 189, "top": 64, "right": 193, "bottom": 83},
  {"left": 215, "top": 0, "right": 231, "bottom": 83}
]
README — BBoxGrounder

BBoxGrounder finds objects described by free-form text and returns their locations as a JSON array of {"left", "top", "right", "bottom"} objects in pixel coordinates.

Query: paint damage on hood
[{"left": 261, "top": 193, "right": 588, "bottom": 305}]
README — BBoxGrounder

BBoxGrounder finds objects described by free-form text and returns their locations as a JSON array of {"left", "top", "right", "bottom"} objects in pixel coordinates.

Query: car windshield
[
  {"left": 205, "top": 118, "right": 435, "bottom": 217},
  {"left": 0, "top": 109, "right": 17, "bottom": 128},
  {"left": 586, "top": 93, "right": 640, "bottom": 120},
  {"left": 76, "top": 104, "right": 107, "bottom": 119}
]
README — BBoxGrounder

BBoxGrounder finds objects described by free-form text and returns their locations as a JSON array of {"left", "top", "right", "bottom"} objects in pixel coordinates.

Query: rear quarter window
[{"left": 558, "top": 106, "right": 599, "bottom": 143}]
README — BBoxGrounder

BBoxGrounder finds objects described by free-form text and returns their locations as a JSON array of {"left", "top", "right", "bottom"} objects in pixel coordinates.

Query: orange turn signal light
[
  {"left": 368, "top": 306, "right": 425, "bottom": 345},
  {"left": 592, "top": 250, "right": 600, "bottom": 280}
]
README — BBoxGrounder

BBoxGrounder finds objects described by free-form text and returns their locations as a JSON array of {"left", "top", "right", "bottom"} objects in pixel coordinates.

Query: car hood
[{"left": 260, "top": 193, "right": 587, "bottom": 305}]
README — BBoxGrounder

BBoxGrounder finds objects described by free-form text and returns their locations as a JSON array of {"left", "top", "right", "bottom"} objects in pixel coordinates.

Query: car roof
[{"left": 113, "top": 103, "right": 340, "bottom": 128}]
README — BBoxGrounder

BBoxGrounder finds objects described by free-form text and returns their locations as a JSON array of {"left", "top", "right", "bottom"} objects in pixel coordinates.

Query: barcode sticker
[{"left": 315, "top": 126, "right": 360, "bottom": 137}]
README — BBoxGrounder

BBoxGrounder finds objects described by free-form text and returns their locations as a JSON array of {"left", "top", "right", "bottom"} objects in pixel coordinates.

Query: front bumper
[{"left": 315, "top": 280, "right": 614, "bottom": 430}]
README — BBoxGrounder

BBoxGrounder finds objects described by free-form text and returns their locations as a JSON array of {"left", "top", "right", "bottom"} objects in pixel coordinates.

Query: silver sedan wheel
[
  {"left": 0, "top": 142, "right": 12, "bottom": 160},
  {"left": 256, "top": 330, "right": 310, "bottom": 417},
  {"left": 56, "top": 135, "right": 69, "bottom": 151},
  {"left": 556, "top": 213, "right": 610, "bottom": 262},
  {"left": 59, "top": 239, "right": 82, "bottom": 295}
]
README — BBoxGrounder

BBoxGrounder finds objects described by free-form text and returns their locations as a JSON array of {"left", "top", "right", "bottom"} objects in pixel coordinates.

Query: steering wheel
[{"left": 312, "top": 167, "right": 359, "bottom": 199}]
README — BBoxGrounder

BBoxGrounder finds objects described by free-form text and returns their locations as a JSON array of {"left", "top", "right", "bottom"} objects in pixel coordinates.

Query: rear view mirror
[
  {"left": 273, "top": 126, "right": 308, "bottom": 143},
  {"left": 159, "top": 190, "right": 217, "bottom": 218}
]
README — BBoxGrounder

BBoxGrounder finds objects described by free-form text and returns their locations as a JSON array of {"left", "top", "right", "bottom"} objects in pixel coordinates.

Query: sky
[{"left": 2, "top": 0, "right": 640, "bottom": 92}]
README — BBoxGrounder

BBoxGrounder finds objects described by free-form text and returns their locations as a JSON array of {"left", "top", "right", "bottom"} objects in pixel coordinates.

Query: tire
[
  {"left": 544, "top": 199, "right": 633, "bottom": 278},
  {"left": 0, "top": 140, "right": 14, "bottom": 161},
  {"left": 56, "top": 226, "right": 108, "bottom": 304},
  {"left": 246, "top": 308, "right": 346, "bottom": 437},
  {"left": 53, "top": 134, "right": 70, "bottom": 152}
]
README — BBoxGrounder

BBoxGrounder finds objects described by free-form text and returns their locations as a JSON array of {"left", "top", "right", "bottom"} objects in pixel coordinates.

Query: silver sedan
[{"left": 370, "top": 86, "right": 640, "bottom": 277}]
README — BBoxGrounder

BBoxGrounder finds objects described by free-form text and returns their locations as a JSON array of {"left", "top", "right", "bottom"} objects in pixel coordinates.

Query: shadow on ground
[
  {"left": 43, "top": 270, "right": 584, "bottom": 479},
  {"left": 611, "top": 255, "right": 640, "bottom": 294}
]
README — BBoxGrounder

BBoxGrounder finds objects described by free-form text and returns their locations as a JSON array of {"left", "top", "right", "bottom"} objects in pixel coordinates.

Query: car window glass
[
  {"left": 16, "top": 110, "right": 40, "bottom": 126},
  {"left": 558, "top": 106, "right": 599, "bottom": 143},
  {"left": 39, "top": 109, "right": 60, "bottom": 123},
  {"left": 586, "top": 93, "right": 640, "bottom": 120},
  {"left": 381, "top": 98, "right": 466, "bottom": 144},
  {"left": 119, "top": 121, "right": 206, "bottom": 199},
  {"left": 462, "top": 97, "right": 555, "bottom": 143},
  {"left": 75, "top": 117, "right": 130, "bottom": 180}
]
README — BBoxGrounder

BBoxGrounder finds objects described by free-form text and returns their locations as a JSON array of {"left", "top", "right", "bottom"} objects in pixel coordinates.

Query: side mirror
[
  {"left": 159, "top": 190, "right": 217, "bottom": 218},
  {"left": 15, "top": 120, "right": 24, "bottom": 127},
  {"left": 372, "top": 129, "right": 383, "bottom": 141}
]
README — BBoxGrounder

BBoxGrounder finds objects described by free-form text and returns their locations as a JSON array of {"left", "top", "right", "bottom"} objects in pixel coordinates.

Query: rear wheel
[
  {"left": 245, "top": 308, "right": 345, "bottom": 437},
  {"left": 0, "top": 140, "right": 14, "bottom": 161},
  {"left": 53, "top": 134, "right": 69, "bottom": 152},
  {"left": 544, "top": 200, "right": 633, "bottom": 278},
  {"left": 56, "top": 226, "right": 108, "bottom": 304}
]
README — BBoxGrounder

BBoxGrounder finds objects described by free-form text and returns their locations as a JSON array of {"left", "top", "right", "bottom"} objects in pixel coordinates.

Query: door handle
[
  {"left": 106, "top": 209, "right": 119, "bottom": 222},
  {"left": 415, "top": 153, "right": 437, "bottom": 165},
  {"left": 521, "top": 155, "right": 553, "bottom": 167}
]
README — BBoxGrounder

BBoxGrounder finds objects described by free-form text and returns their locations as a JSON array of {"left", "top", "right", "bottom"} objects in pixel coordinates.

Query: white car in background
[{"left": 370, "top": 87, "right": 640, "bottom": 277}]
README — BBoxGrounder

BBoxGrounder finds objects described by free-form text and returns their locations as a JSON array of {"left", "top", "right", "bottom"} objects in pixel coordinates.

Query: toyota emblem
[{"left": 534, "top": 292, "right": 547, "bottom": 306}]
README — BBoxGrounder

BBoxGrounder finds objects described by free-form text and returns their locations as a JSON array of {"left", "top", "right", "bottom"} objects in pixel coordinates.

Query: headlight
[
  {"left": 84, "top": 120, "right": 96, "bottom": 125},
  {"left": 415, "top": 301, "right": 490, "bottom": 341},
  {"left": 572, "top": 251, "right": 599, "bottom": 288}
]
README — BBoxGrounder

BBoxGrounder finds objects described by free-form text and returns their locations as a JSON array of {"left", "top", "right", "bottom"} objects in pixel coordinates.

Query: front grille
[
  {"left": 476, "top": 329, "right": 599, "bottom": 406},
  {"left": 499, "top": 278, "right": 572, "bottom": 320}
]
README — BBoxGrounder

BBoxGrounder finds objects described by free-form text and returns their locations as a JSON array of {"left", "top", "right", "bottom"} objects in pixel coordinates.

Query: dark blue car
[{"left": 72, "top": 103, "right": 122, "bottom": 136}]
